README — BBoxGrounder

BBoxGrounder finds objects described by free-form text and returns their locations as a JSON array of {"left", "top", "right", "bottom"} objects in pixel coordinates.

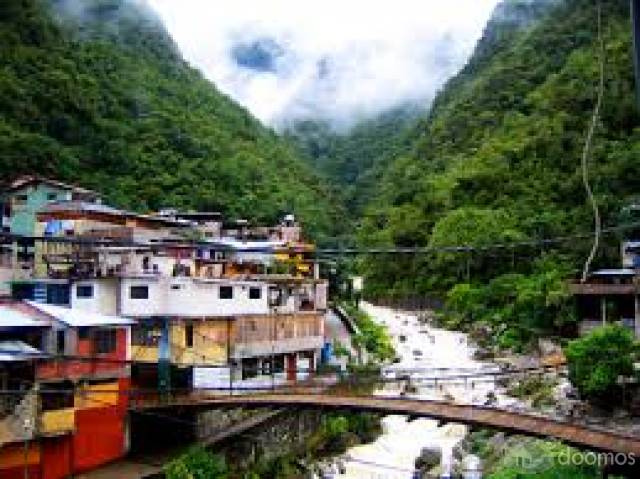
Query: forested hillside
[
  {"left": 358, "top": 0, "right": 640, "bottom": 347},
  {"left": 0, "top": 0, "right": 343, "bottom": 240},
  {"left": 285, "top": 105, "right": 422, "bottom": 219}
]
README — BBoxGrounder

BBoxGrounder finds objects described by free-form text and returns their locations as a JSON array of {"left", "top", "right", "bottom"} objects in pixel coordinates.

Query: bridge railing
[
  {"left": 128, "top": 363, "right": 564, "bottom": 406},
  {"left": 121, "top": 364, "right": 640, "bottom": 446}
]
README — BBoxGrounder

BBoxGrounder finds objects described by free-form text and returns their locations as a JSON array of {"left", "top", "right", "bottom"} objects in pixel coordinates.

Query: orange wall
[
  {"left": 0, "top": 442, "right": 41, "bottom": 479},
  {"left": 73, "top": 406, "right": 125, "bottom": 473},
  {"left": 41, "top": 436, "right": 72, "bottom": 479}
]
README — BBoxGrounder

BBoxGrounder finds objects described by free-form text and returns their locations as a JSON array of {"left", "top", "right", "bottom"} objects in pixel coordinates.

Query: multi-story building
[
  {"left": 0, "top": 176, "right": 102, "bottom": 237},
  {"left": 68, "top": 258, "right": 327, "bottom": 389},
  {"left": 32, "top": 201, "right": 328, "bottom": 389},
  {"left": 0, "top": 300, "right": 132, "bottom": 479},
  {"left": 0, "top": 176, "right": 102, "bottom": 300},
  {"left": 0, "top": 177, "right": 331, "bottom": 477}
]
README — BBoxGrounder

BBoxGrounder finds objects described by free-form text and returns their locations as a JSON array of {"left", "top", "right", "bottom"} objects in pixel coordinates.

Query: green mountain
[
  {"left": 358, "top": 0, "right": 640, "bottom": 345},
  {"left": 285, "top": 104, "right": 423, "bottom": 220},
  {"left": 0, "top": 0, "right": 343, "bottom": 240}
]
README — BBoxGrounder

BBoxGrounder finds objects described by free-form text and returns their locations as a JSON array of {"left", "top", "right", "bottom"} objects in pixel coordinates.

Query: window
[
  {"left": 76, "top": 285, "right": 94, "bottom": 299},
  {"left": 47, "top": 284, "right": 70, "bottom": 305},
  {"left": 249, "top": 287, "right": 261, "bottom": 300},
  {"left": 132, "top": 327, "right": 160, "bottom": 346},
  {"left": 41, "top": 381, "right": 74, "bottom": 411},
  {"left": 130, "top": 285, "right": 149, "bottom": 299},
  {"left": 185, "top": 323, "right": 194, "bottom": 348},
  {"left": 78, "top": 327, "right": 90, "bottom": 340},
  {"left": 47, "top": 193, "right": 57, "bottom": 201},
  {"left": 273, "top": 355, "right": 285, "bottom": 374},
  {"left": 56, "top": 330, "right": 65, "bottom": 355},
  {"left": 94, "top": 329, "right": 117, "bottom": 354},
  {"left": 242, "top": 358, "right": 259, "bottom": 380},
  {"left": 219, "top": 286, "right": 233, "bottom": 299},
  {"left": 14, "top": 194, "right": 28, "bottom": 206},
  {"left": 262, "top": 358, "right": 272, "bottom": 375}
]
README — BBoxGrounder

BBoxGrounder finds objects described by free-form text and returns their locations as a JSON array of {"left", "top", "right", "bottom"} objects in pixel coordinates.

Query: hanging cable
[{"left": 581, "top": 0, "right": 606, "bottom": 283}]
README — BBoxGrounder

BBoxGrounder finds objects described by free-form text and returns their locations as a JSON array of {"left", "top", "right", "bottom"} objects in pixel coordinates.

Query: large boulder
[{"left": 415, "top": 446, "right": 442, "bottom": 472}]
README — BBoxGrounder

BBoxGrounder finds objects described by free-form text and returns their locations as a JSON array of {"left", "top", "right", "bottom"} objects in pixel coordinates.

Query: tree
[
  {"left": 428, "top": 207, "right": 524, "bottom": 284},
  {"left": 165, "top": 447, "right": 228, "bottom": 479},
  {"left": 564, "top": 325, "right": 638, "bottom": 402}
]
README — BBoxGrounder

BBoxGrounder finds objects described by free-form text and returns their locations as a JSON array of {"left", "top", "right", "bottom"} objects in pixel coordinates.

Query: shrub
[
  {"left": 165, "top": 446, "right": 228, "bottom": 479},
  {"left": 564, "top": 325, "right": 638, "bottom": 402}
]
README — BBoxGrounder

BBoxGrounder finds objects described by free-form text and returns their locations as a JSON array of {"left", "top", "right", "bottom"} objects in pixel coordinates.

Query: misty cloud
[{"left": 148, "top": 0, "right": 500, "bottom": 129}]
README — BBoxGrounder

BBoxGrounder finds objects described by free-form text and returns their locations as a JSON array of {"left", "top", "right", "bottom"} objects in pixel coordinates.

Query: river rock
[
  {"left": 415, "top": 446, "right": 441, "bottom": 471},
  {"left": 537, "top": 339, "right": 562, "bottom": 356},
  {"left": 472, "top": 347, "right": 494, "bottom": 361}
]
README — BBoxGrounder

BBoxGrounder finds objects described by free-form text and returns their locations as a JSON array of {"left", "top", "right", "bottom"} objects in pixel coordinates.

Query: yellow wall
[
  {"left": 74, "top": 381, "right": 120, "bottom": 410},
  {"left": 40, "top": 408, "right": 75, "bottom": 435},
  {"left": 170, "top": 320, "right": 228, "bottom": 365},
  {"left": 131, "top": 345, "right": 159, "bottom": 363}
]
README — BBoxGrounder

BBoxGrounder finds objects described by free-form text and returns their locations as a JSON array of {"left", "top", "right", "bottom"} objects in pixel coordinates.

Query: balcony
[
  {"left": 230, "top": 335, "right": 324, "bottom": 359},
  {"left": 569, "top": 282, "right": 640, "bottom": 296},
  {"left": 230, "top": 313, "right": 324, "bottom": 359}
]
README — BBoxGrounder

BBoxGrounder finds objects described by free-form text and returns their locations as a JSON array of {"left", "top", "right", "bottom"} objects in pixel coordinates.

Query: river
[{"left": 326, "top": 302, "right": 521, "bottom": 479}]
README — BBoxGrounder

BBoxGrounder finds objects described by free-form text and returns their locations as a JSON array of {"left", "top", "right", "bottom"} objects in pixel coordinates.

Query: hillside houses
[{"left": 0, "top": 176, "right": 329, "bottom": 478}]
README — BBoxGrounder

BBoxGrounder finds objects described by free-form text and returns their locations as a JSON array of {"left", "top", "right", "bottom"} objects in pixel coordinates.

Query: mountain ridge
[{"left": 0, "top": 0, "right": 344, "bottom": 241}]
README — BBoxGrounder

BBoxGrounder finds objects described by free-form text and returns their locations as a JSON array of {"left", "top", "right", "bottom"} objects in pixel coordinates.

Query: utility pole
[{"left": 632, "top": 0, "right": 640, "bottom": 108}]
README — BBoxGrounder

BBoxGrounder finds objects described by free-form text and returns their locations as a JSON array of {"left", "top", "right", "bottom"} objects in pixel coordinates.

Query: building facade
[
  {"left": 0, "top": 177, "right": 330, "bottom": 477},
  {"left": 570, "top": 241, "right": 640, "bottom": 338},
  {"left": 0, "top": 301, "right": 132, "bottom": 479}
]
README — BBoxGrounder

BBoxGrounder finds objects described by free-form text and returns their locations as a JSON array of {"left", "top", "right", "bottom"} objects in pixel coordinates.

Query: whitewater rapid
[{"left": 333, "top": 302, "right": 518, "bottom": 479}]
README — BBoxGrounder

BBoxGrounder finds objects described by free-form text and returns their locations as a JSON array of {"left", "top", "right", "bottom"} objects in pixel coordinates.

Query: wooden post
[{"left": 601, "top": 296, "right": 607, "bottom": 326}]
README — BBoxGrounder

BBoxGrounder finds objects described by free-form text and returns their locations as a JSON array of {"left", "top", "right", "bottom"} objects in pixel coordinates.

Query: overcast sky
[{"left": 148, "top": 0, "right": 500, "bottom": 129}]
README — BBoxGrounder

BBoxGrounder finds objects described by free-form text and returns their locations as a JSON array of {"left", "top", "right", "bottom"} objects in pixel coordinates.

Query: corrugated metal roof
[
  {"left": 0, "top": 304, "right": 51, "bottom": 327},
  {"left": 7, "top": 175, "right": 100, "bottom": 196},
  {"left": 40, "top": 200, "right": 126, "bottom": 216},
  {"left": 39, "top": 201, "right": 190, "bottom": 227},
  {"left": 208, "top": 238, "right": 284, "bottom": 252},
  {"left": 0, "top": 340, "right": 46, "bottom": 362},
  {"left": 26, "top": 301, "right": 134, "bottom": 327},
  {"left": 592, "top": 269, "right": 636, "bottom": 276}
]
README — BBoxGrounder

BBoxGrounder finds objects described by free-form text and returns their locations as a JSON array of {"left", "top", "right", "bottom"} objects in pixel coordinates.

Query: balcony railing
[{"left": 230, "top": 336, "right": 324, "bottom": 359}]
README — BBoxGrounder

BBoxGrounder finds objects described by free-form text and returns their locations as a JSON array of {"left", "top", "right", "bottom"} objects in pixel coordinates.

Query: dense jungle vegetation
[
  {"left": 0, "top": 0, "right": 344, "bottom": 241},
  {"left": 352, "top": 0, "right": 640, "bottom": 348},
  {"left": 285, "top": 104, "right": 423, "bottom": 219}
]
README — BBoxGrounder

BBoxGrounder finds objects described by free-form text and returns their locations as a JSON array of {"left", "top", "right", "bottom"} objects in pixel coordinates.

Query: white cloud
[{"left": 148, "top": 0, "right": 500, "bottom": 129}]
